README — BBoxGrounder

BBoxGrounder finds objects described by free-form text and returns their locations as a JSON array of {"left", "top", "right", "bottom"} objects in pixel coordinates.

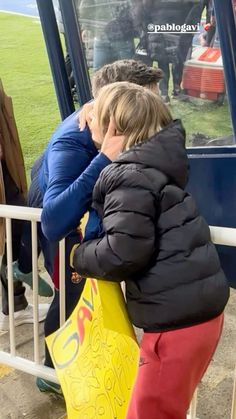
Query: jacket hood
[{"left": 116, "top": 119, "right": 189, "bottom": 188}]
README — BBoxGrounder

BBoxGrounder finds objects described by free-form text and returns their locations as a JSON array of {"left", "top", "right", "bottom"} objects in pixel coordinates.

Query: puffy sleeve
[{"left": 73, "top": 175, "right": 157, "bottom": 281}]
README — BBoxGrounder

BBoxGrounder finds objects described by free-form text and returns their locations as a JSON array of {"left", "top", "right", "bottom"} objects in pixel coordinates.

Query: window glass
[{"left": 70, "top": 0, "right": 233, "bottom": 147}]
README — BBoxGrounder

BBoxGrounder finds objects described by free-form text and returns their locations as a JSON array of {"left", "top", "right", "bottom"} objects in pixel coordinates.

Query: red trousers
[{"left": 126, "top": 314, "right": 224, "bottom": 419}]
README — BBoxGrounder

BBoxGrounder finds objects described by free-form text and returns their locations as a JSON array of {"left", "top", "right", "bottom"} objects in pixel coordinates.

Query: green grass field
[
  {"left": 0, "top": 12, "right": 234, "bottom": 181},
  {"left": 0, "top": 13, "right": 61, "bottom": 176},
  {"left": 171, "top": 95, "right": 233, "bottom": 144}
]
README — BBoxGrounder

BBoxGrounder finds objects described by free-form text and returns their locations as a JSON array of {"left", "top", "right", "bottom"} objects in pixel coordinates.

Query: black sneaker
[{"left": 172, "top": 89, "right": 181, "bottom": 97}]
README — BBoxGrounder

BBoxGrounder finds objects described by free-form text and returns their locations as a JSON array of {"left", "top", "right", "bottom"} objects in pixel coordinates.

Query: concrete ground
[
  {"left": 197, "top": 288, "right": 236, "bottom": 419},
  {"left": 0, "top": 285, "right": 236, "bottom": 419},
  {"left": 0, "top": 276, "right": 67, "bottom": 419}
]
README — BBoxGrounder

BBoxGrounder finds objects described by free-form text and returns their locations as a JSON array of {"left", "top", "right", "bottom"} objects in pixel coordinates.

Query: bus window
[{"left": 59, "top": 0, "right": 233, "bottom": 147}]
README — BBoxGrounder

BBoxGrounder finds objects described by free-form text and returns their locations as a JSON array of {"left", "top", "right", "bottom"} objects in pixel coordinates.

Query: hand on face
[
  {"left": 78, "top": 101, "right": 94, "bottom": 131},
  {"left": 101, "top": 118, "right": 125, "bottom": 161}
]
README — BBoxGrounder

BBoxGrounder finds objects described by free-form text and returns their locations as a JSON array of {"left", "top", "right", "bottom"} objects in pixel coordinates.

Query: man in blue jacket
[{"left": 20, "top": 59, "right": 162, "bottom": 394}]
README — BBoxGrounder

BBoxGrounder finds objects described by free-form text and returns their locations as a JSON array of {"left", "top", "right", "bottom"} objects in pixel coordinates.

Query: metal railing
[
  {"left": 0, "top": 204, "right": 62, "bottom": 383},
  {"left": 0, "top": 204, "right": 236, "bottom": 418}
]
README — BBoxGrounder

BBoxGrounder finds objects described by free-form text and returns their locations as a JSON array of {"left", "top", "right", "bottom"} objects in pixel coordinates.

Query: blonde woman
[{"left": 73, "top": 82, "right": 229, "bottom": 419}]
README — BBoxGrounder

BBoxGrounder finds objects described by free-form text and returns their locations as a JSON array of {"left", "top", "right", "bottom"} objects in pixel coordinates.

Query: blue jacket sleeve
[{"left": 41, "top": 138, "right": 110, "bottom": 241}]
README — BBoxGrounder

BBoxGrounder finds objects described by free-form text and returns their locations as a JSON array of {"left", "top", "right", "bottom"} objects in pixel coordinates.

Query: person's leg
[
  {"left": 0, "top": 157, "right": 50, "bottom": 330},
  {"left": 36, "top": 231, "right": 84, "bottom": 396},
  {"left": 43, "top": 288, "right": 80, "bottom": 367},
  {"left": 36, "top": 283, "right": 80, "bottom": 395},
  {"left": 93, "top": 38, "right": 114, "bottom": 71},
  {"left": 18, "top": 155, "right": 44, "bottom": 274},
  {"left": 1, "top": 255, "right": 27, "bottom": 315},
  {"left": 65, "top": 54, "right": 74, "bottom": 87},
  {"left": 0, "top": 217, "right": 49, "bottom": 329},
  {"left": 15, "top": 222, "right": 53, "bottom": 298},
  {"left": 0, "top": 161, "right": 28, "bottom": 313},
  {"left": 43, "top": 231, "right": 84, "bottom": 368},
  {"left": 127, "top": 314, "right": 224, "bottom": 419},
  {"left": 0, "top": 255, "right": 48, "bottom": 330},
  {"left": 62, "top": 34, "right": 75, "bottom": 90},
  {"left": 114, "top": 39, "right": 135, "bottom": 60},
  {"left": 44, "top": 278, "right": 85, "bottom": 367},
  {"left": 172, "top": 35, "right": 193, "bottom": 95},
  {"left": 17, "top": 222, "right": 35, "bottom": 274},
  {"left": 158, "top": 59, "right": 170, "bottom": 101},
  {"left": 16, "top": 155, "right": 53, "bottom": 297}
]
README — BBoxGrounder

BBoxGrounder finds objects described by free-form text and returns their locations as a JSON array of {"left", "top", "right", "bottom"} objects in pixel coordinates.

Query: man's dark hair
[{"left": 92, "top": 59, "right": 163, "bottom": 97}]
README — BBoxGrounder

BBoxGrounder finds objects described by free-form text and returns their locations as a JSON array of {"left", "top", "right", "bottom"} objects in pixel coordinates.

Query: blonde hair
[{"left": 96, "top": 81, "right": 172, "bottom": 151}]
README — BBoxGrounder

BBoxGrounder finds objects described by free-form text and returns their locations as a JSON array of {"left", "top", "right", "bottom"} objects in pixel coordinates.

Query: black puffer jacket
[{"left": 73, "top": 120, "right": 229, "bottom": 331}]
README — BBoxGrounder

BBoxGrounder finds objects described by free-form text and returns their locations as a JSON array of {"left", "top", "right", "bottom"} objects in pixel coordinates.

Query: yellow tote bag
[{"left": 46, "top": 279, "right": 139, "bottom": 419}]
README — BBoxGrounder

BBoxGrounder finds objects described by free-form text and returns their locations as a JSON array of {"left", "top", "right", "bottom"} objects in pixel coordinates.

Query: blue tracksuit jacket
[
  {"left": 36, "top": 109, "right": 109, "bottom": 287},
  {"left": 39, "top": 109, "right": 109, "bottom": 242}
]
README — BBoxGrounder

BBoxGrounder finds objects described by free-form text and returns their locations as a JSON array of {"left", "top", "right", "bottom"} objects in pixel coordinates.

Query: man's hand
[
  {"left": 101, "top": 119, "right": 125, "bottom": 161},
  {"left": 78, "top": 101, "right": 94, "bottom": 131}
]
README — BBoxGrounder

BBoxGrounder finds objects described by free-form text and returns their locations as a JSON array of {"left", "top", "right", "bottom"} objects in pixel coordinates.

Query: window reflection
[
  {"left": 63, "top": 0, "right": 233, "bottom": 147},
  {"left": 79, "top": 1, "right": 135, "bottom": 70}
]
